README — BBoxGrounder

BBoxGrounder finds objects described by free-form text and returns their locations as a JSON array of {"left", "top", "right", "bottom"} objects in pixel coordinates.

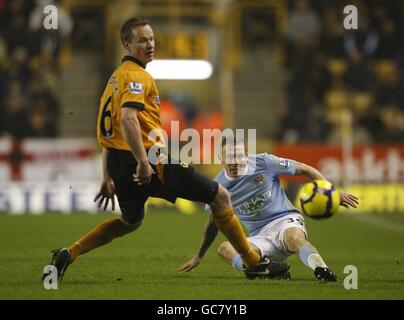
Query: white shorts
[{"left": 247, "top": 213, "right": 307, "bottom": 263}]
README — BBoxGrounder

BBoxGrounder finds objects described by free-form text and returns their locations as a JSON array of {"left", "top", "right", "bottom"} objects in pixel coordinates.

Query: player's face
[
  {"left": 125, "top": 25, "right": 155, "bottom": 65},
  {"left": 222, "top": 144, "right": 248, "bottom": 177}
]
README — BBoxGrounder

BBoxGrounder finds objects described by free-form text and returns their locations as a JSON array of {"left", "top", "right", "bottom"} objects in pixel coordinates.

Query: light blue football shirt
[{"left": 206, "top": 153, "right": 301, "bottom": 236}]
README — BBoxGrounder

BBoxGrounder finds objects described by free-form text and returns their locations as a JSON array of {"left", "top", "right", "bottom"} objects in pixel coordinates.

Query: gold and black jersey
[{"left": 97, "top": 55, "right": 163, "bottom": 151}]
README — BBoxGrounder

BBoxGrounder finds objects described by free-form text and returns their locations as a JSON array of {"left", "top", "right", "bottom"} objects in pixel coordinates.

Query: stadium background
[{"left": 0, "top": 0, "right": 403, "bottom": 299}]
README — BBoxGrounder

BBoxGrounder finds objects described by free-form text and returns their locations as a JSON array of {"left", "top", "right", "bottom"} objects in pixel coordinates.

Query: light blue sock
[
  {"left": 231, "top": 254, "right": 244, "bottom": 271},
  {"left": 299, "top": 243, "right": 327, "bottom": 270}
]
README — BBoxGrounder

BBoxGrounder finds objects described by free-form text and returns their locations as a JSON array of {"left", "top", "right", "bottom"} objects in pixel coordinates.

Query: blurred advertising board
[
  {"left": 275, "top": 143, "right": 404, "bottom": 213},
  {"left": 0, "top": 181, "right": 197, "bottom": 214},
  {"left": 0, "top": 138, "right": 197, "bottom": 214},
  {"left": 1, "top": 139, "right": 402, "bottom": 213},
  {"left": 0, "top": 138, "right": 101, "bottom": 181},
  {"left": 274, "top": 143, "right": 404, "bottom": 183},
  {"left": 286, "top": 183, "right": 404, "bottom": 214},
  {"left": 0, "top": 181, "right": 99, "bottom": 213}
]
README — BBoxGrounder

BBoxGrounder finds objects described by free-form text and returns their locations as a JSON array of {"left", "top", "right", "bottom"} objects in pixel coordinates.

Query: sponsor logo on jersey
[
  {"left": 108, "top": 76, "right": 118, "bottom": 93},
  {"left": 129, "top": 82, "right": 143, "bottom": 94},
  {"left": 234, "top": 190, "right": 272, "bottom": 215}
]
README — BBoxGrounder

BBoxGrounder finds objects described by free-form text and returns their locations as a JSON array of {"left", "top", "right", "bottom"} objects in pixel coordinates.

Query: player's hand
[
  {"left": 339, "top": 192, "right": 359, "bottom": 209},
  {"left": 177, "top": 256, "right": 202, "bottom": 272},
  {"left": 133, "top": 160, "right": 155, "bottom": 186},
  {"left": 94, "top": 177, "right": 116, "bottom": 211}
]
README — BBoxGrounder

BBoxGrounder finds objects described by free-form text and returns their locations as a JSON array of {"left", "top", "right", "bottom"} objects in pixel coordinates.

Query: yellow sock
[
  {"left": 213, "top": 208, "right": 260, "bottom": 269},
  {"left": 68, "top": 218, "right": 129, "bottom": 264}
]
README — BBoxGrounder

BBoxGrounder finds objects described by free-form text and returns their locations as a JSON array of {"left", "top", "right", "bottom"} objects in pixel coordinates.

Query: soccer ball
[{"left": 299, "top": 180, "right": 340, "bottom": 219}]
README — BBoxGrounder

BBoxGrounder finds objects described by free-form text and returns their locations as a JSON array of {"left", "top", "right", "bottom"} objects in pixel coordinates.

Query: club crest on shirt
[
  {"left": 108, "top": 76, "right": 118, "bottom": 93},
  {"left": 279, "top": 158, "right": 289, "bottom": 167},
  {"left": 254, "top": 174, "right": 265, "bottom": 186},
  {"left": 129, "top": 82, "right": 143, "bottom": 94}
]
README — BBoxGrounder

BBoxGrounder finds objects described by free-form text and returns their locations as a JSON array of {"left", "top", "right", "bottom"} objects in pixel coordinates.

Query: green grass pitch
[{"left": 0, "top": 209, "right": 403, "bottom": 299}]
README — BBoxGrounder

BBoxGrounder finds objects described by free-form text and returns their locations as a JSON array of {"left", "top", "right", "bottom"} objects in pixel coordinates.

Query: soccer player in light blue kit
[{"left": 179, "top": 138, "right": 358, "bottom": 281}]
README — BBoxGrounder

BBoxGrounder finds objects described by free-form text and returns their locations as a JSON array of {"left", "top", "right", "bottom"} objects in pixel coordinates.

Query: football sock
[
  {"left": 299, "top": 243, "right": 327, "bottom": 270},
  {"left": 231, "top": 254, "right": 244, "bottom": 271},
  {"left": 68, "top": 218, "right": 130, "bottom": 263},
  {"left": 213, "top": 208, "right": 260, "bottom": 269}
]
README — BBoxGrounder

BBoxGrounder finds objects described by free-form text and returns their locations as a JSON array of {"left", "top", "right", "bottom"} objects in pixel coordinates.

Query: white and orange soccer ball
[{"left": 299, "top": 180, "right": 340, "bottom": 219}]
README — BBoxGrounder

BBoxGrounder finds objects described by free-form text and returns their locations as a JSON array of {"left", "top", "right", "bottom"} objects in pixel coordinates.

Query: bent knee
[
  {"left": 217, "top": 241, "right": 231, "bottom": 257},
  {"left": 283, "top": 228, "right": 307, "bottom": 253},
  {"left": 215, "top": 185, "right": 230, "bottom": 202},
  {"left": 210, "top": 185, "right": 230, "bottom": 209},
  {"left": 117, "top": 218, "right": 143, "bottom": 236}
]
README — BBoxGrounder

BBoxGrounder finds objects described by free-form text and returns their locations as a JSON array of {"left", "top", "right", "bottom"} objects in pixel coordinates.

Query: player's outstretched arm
[
  {"left": 295, "top": 162, "right": 326, "bottom": 180},
  {"left": 178, "top": 215, "right": 219, "bottom": 272},
  {"left": 295, "top": 162, "right": 359, "bottom": 209}
]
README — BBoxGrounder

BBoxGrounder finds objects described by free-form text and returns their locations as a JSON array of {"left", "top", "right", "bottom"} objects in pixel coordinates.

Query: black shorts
[{"left": 108, "top": 149, "right": 219, "bottom": 224}]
